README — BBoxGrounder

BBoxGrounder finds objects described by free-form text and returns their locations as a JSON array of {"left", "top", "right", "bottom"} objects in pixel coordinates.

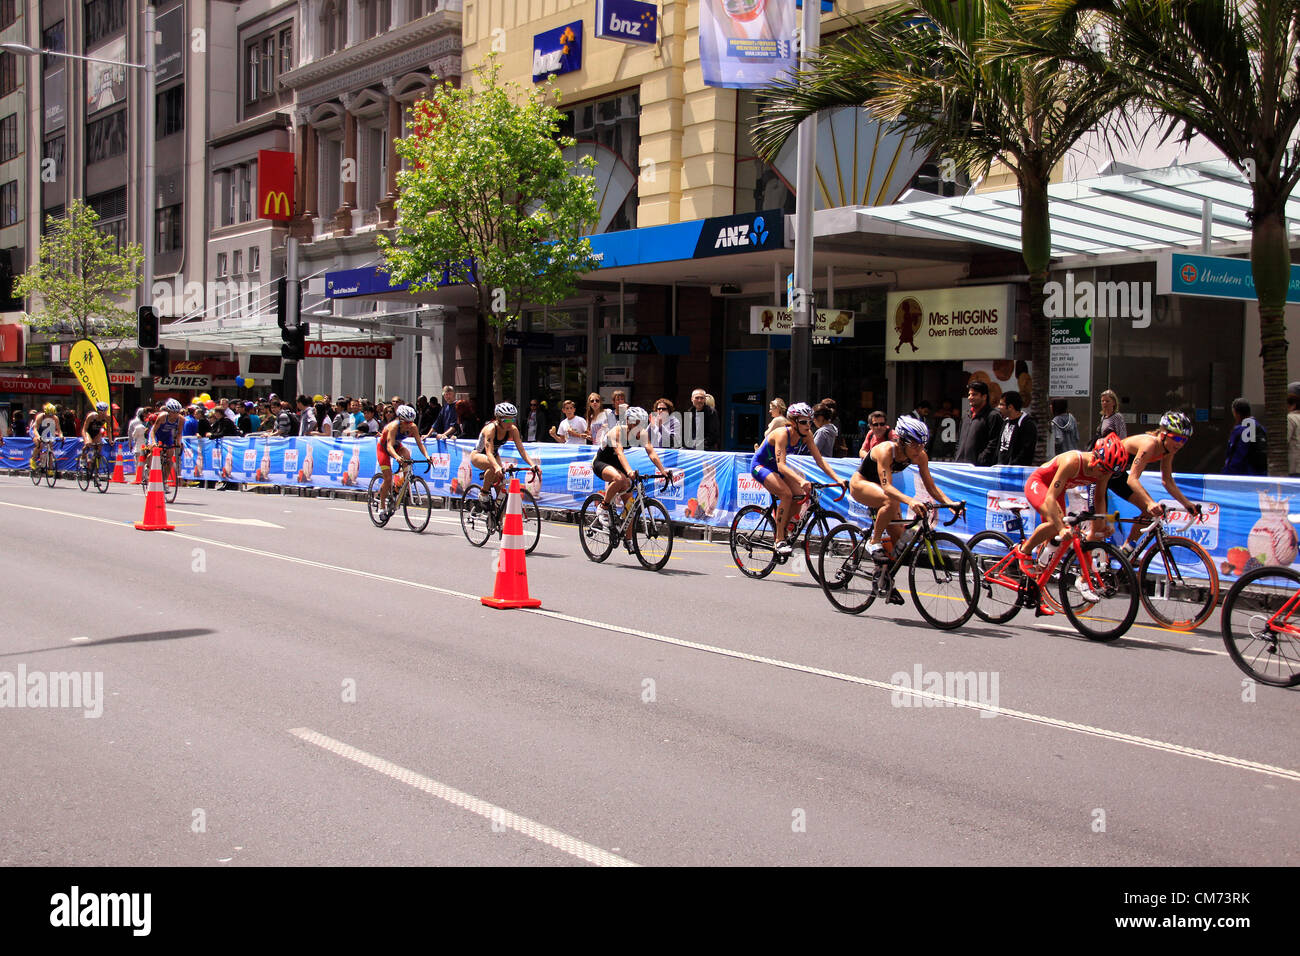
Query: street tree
[
  {"left": 379, "top": 57, "right": 599, "bottom": 409},
  {"left": 751, "top": 0, "right": 1129, "bottom": 456}
]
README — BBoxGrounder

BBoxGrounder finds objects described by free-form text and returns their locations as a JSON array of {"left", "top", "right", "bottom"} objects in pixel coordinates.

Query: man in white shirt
[{"left": 549, "top": 400, "right": 588, "bottom": 444}]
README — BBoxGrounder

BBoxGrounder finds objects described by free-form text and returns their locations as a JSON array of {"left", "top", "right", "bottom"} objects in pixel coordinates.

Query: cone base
[
  {"left": 480, "top": 596, "right": 542, "bottom": 609},
  {"left": 134, "top": 523, "right": 175, "bottom": 531}
]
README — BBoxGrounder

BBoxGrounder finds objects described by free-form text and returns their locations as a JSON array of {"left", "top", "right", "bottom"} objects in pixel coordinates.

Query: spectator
[
  {"left": 360, "top": 404, "right": 380, "bottom": 435},
  {"left": 236, "top": 402, "right": 254, "bottom": 435},
  {"left": 1050, "top": 398, "right": 1079, "bottom": 455},
  {"left": 549, "top": 399, "right": 588, "bottom": 443},
  {"left": 995, "top": 391, "right": 1037, "bottom": 465},
  {"left": 812, "top": 403, "right": 839, "bottom": 458},
  {"left": 455, "top": 398, "right": 478, "bottom": 438},
  {"left": 683, "top": 388, "right": 721, "bottom": 450},
  {"left": 429, "top": 386, "right": 458, "bottom": 438},
  {"left": 194, "top": 407, "right": 213, "bottom": 439},
  {"left": 182, "top": 406, "right": 199, "bottom": 437},
  {"left": 1289, "top": 393, "right": 1300, "bottom": 477},
  {"left": 275, "top": 400, "right": 297, "bottom": 437},
  {"left": 955, "top": 381, "right": 998, "bottom": 466},
  {"left": 858, "top": 410, "right": 896, "bottom": 458},
  {"left": 585, "top": 392, "right": 615, "bottom": 445},
  {"left": 649, "top": 397, "right": 678, "bottom": 447},
  {"left": 311, "top": 402, "right": 333, "bottom": 437},
  {"left": 1224, "top": 397, "right": 1268, "bottom": 476},
  {"left": 129, "top": 408, "right": 148, "bottom": 456},
  {"left": 1097, "top": 389, "right": 1127, "bottom": 443},
  {"left": 819, "top": 396, "right": 849, "bottom": 456},
  {"left": 210, "top": 406, "right": 239, "bottom": 439},
  {"left": 982, "top": 395, "right": 1007, "bottom": 465},
  {"left": 334, "top": 398, "right": 353, "bottom": 436},
  {"left": 610, "top": 389, "right": 628, "bottom": 420},
  {"left": 10, "top": 410, "right": 25, "bottom": 437},
  {"left": 758, "top": 398, "right": 790, "bottom": 451},
  {"left": 295, "top": 395, "right": 316, "bottom": 436},
  {"left": 523, "top": 398, "right": 547, "bottom": 442},
  {"left": 415, "top": 396, "right": 432, "bottom": 434}
]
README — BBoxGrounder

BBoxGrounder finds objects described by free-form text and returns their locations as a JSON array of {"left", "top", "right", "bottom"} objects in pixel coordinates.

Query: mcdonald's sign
[{"left": 257, "top": 149, "right": 295, "bottom": 221}]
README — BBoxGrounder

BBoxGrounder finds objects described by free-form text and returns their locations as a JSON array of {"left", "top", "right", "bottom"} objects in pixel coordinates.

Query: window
[
  {"left": 240, "top": 163, "right": 254, "bottom": 221},
  {"left": 232, "top": 249, "right": 243, "bottom": 274},
  {"left": 42, "top": 22, "right": 65, "bottom": 70},
  {"left": 0, "top": 115, "right": 16, "bottom": 163},
  {"left": 216, "top": 252, "right": 228, "bottom": 277},
  {"left": 279, "top": 28, "right": 293, "bottom": 74},
  {"left": 88, "top": 187, "right": 126, "bottom": 248},
  {"left": 0, "top": 181, "right": 17, "bottom": 226},
  {"left": 86, "top": 110, "right": 126, "bottom": 163},
  {"left": 558, "top": 91, "right": 640, "bottom": 231},
  {"left": 157, "top": 85, "right": 184, "bottom": 138},
  {"left": 261, "top": 37, "right": 274, "bottom": 93},
  {"left": 42, "top": 137, "right": 65, "bottom": 180},
  {"left": 0, "top": 1, "right": 16, "bottom": 31},
  {"left": 246, "top": 45, "right": 259, "bottom": 103},
  {"left": 244, "top": 22, "right": 294, "bottom": 117},
  {"left": 322, "top": 2, "right": 337, "bottom": 55},
  {"left": 0, "top": 52, "right": 15, "bottom": 97},
  {"left": 155, "top": 203, "right": 182, "bottom": 254},
  {"left": 248, "top": 246, "right": 260, "bottom": 273},
  {"left": 84, "top": 0, "right": 126, "bottom": 47}
]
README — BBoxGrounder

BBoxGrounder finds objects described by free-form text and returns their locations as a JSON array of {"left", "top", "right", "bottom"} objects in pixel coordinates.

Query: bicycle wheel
[
  {"left": 908, "top": 531, "right": 978, "bottom": 630},
  {"left": 1058, "top": 540, "right": 1139, "bottom": 642},
  {"left": 518, "top": 489, "right": 542, "bottom": 554},
  {"left": 578, "top": 492, "right": 616, "bottom": 562},
  {"left": 367, "top": 475, "right": 391, "bottom": 527},
  {"left": 1138, "top": 535, "right": 1219, "bottom": 631},
  {"left": 817, "top": 523, "right": 877, "bottom": 614},
  {"left": 94, "top": 453, "right": 110, "bottom": 493},
  {"left": 30, "top": 454, "right": 40, "bottom": 485},
  {"left": 164, "top": 456, "right": 178, "bottom": 502},
  {"left": 632, "top": 498, "right": 674, "bottom": 571},
  {"left": 459, "top": 484, "right": 494, "bottom": 547},
  {"left": 730, "top": 505, "right": 778, "bottom": 579},
  {"left": 44, "top": 452, "right": 57, "bottom": 487},
  {"left": 403, "top": 476, "right": 432, "bottom": 533},
  {"left": 966, "top": 531, "right": 1023, "bottom": 624},
  {"left": 76, "top": 456, "right": 91, "bottom": 492},
  {"left": 801, "top": 513, "right": 831, "bottom": 585},
  {"left": 1220, "top": 565, "right": 1300, "bottom": 687}
]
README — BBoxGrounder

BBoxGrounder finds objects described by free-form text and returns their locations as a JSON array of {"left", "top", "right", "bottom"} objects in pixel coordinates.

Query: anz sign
[{"left": 696, "top": 213, "right": 779, "bottom": 257}]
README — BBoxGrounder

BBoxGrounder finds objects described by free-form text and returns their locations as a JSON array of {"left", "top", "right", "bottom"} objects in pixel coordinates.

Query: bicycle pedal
[
  {"left": 887, "top": 588, "right": 905, "bottom": 606},
  {"left": 1034, "top": 604, "right": 1055, "bottom": 617}
]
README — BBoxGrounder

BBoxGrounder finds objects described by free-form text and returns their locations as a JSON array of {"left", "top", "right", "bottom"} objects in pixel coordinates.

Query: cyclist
[
  {"left": 592, "top": 406, "right": 670, "bottom": 550},
  {"left": 376, "top": 404, "right": 431, "bottom": 513},
  {"left": 469, "top": 402, "right": 541, "bottom": 499},
  {"left": 80, "top": 402, "right": 112, "bottom": 472},
  {"left": 147, "top": 399, "right": 184, "bottom": 484},
  {"left": 852, "top": 415, "right": 961, "bottom": 561},
  {"left": 751, "top": 401, "right": 847, "bottom": 557},
  {"left": 1110, "top": 411, "right": 1201, "bottom": 554},
  {"left": 31, "top": 403, "right": 62, "bottom": 469},
  {"left": 1017, "top": 432, "right": 1126, "bottom": 601}
]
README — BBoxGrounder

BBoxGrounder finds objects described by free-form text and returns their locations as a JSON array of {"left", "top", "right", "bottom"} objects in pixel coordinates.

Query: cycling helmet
[
  {"left": 43, "top": 403, "right": 55, "bottom": 414},
  {"left": 396, "top": 404, "right": 417, "bottom": 422},
  {"left": 1159, "top": 411, "right": 1193, "bottom": 437},
  {"left": 494, "top": 402, "right": 518, "bottom": 419},
  {"left": 164, "top": 398, "right": 182, "bottom": 412},
  {"left": 95, "top": 401, "right": 109, "bottom": 412},
  {"left": 1092, "top": 432, "right": 1127, "bottom": 473},
  {"left": 894, "top": 414, "right": 930, "bottom": 447},
  {"left": 787, "top": 402, "right": 813, "bottom": 420},
  {"left": 625, "top": 406, "right": 648, "bottom": 426}
]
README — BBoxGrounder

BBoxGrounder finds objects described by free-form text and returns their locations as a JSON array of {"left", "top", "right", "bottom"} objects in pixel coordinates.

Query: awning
[
  {"left": 158, "top": 313, "right": 400, "bottom": 352},
  {"left": 859, "top": 158, "right": 1300, "bottom": 261}
]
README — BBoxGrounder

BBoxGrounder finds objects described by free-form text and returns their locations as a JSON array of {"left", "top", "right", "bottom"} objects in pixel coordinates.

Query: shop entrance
[{"left": 527, "top": 358, "right": 587, "bottom": 415}]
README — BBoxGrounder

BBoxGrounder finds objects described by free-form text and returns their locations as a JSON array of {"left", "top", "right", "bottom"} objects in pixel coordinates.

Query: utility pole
[{"left": 789, "top": 0, "right": 820, "bottom": 402}]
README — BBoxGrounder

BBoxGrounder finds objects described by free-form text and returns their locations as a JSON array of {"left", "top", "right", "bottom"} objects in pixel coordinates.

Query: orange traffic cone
[
  {"left": 110, "top": 446, "right": 127, "bottom": 483},
  {"left": 135, "top": 447, "right": 175, "bottom": 532},
  {"left": 132, "top": 451, "right": 146, "bottom": 485},
  {"left": 481, "top": 477, "right": 542, "bottom": 609}
]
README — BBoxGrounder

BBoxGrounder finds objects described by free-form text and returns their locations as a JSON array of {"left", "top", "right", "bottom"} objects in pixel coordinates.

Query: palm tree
[
  {"left": 1025, "top": 0, "right": 1300, "bottom": 474},
  {"left": 751, "top": 0, "right": 1130, "bottom": 456}
]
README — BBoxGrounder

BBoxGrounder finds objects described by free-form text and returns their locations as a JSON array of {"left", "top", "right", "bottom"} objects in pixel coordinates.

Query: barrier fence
[{"left": 2, "top": 435, "right": 1295, "bottom": 581}]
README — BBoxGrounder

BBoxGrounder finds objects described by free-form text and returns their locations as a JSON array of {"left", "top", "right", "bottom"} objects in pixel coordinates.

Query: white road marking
[
  {"left": 289, "top": 727, "right": 637, "bottom": 867},
  {"left": 168, "top": 508, "right": 284, "bottom": 529},
  {"left": 3, "top": 496, "right": 1293, "bottom": 783}
]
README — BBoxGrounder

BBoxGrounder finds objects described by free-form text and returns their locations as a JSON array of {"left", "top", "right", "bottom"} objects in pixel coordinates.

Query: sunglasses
[
  {"left": 791, "top": 417, "right": 811, "bottom": 426},
  {"left": 500, "top": 416, "right": 516, "bottom": 423},
  {"left": 655, "top": 406, "right": 668, "bottom": 411},
  {"left": 1166, "top": 434, "right": 1188, "bottom": 444},
  {"left": 871, "top": 421, "right": 887, "bottom": 427}
]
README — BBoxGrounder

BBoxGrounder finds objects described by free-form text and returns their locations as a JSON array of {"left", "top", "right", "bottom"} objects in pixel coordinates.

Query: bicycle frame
[
  {"left": 982, "top": 521, "right": 1106, "bottom": 602},
  {"left": 874, "top": 504, "right": 966, "bottom": 578},
  {"left": 1265, "top": 591, "right": 1300, "bottom": 635},
  {"left": 611, "top": 473, "right": 674, "bottom": 536}
]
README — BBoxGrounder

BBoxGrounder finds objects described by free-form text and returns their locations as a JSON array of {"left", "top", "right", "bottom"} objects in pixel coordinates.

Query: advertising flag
[
  {"left": 68, "top": 339, "right": 110, "bottom": 408},
  {"left": 699, "top": 0, "right": 796, "bottom": 90},
  {"left": 257, "top": 150, "right": 295, "bottom": 221}
]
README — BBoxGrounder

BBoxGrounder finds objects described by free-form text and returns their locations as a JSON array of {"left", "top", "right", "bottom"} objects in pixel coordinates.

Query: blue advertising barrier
[{"left": 3, "top": 436, "right": 1297, "bottom": 581}]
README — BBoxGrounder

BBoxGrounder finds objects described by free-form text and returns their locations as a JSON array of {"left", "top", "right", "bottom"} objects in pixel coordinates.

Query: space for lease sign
[{"left": 885, "top": 284, "right": 1014, "bottom": 361}]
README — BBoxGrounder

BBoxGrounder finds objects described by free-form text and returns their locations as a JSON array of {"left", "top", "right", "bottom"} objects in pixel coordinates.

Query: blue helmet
[{"left": 894, "top": 415, "right": 929, "bottom": 446}]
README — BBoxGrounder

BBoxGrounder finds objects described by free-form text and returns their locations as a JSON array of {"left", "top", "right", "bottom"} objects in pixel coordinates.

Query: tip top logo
[
  {"left": 1044, "top": 272, "right": 1152, "bottom": 329},
  {"left": 894, "top": 297, "right": 924, "bottom": 353},
  {"left": 715, "top": 216, "right": 770, "bottom": 249}
]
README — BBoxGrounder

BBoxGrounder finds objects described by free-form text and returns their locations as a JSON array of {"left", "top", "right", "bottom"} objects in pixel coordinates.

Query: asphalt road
[{"left": 0, "top": 475, "right": 1295, "bottom": 867}]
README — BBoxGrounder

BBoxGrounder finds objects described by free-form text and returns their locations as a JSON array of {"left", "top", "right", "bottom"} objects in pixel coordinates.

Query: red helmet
[{"left": 1092, "top": 432, "right": 1127, "bottom": 473}]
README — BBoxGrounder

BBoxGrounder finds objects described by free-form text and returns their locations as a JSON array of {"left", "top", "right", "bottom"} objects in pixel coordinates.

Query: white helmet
[
  {"left": 164, "top": 399, "right": 182, "bottom": 412},
  {"left": 396, "top": 404, "right": 416, "bottom": 422},
  {"left": 787, "top": 402, "right": 813, "bottom": 420},
  {"left": 625, "top": 406, "right": 648, "bottom": 426},
  {"left": 495, "top": 402, "right": 518, "bottom": 419},
  {"left": 95, "top": 401, "right": 108, "bottom": 411}
]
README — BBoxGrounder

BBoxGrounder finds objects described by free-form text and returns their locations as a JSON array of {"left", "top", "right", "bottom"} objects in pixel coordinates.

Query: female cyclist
[
  {"left": 1109, "top": 411, "right": 1201, "bottom": 552},
  {"left": 750, "top": 402, "right": 846, "bottom": 557},
  {"left": 591, "top": 406, "right": 669, "bottom": 550}
]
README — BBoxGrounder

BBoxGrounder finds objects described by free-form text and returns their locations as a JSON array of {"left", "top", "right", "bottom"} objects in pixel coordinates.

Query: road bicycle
[
  {"left": 1219, "top": 565, "right": 1300, "bottom": 687},
  {"left": 76, "top": 440, "right": 113, "bottom": 494},
  {"left": 367, "top": 457, "right": 432, "bottom": 532},
  {"left": 1113, "top": 511, "right": 1218, "bottom": 630},
  {"left": 29, "top": 439, "right": 59, "bottom": 488},
  {"left": 459, "top": 464, "right": 541, "bottom": 552},
  {"left": 577, "top": 472, "right": 677, "bottom": 570},
  {"left": 816, "top": 502, "right": 977, "bottom": 630},
  {"left": 730, "top": 480, "right": 848, "bottom": 585},
  {"left": 976, "top": 510, "right": 1139, "bottom": 641},
  {"left": 139, "top": 445, "right": 180, "bottom": 503}
]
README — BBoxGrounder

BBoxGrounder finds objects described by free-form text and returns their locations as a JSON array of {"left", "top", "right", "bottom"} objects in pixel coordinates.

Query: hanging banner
[
  {"left": 67, "top": 339, "right": 111, "bottom": 408},
  {"left": 699, "top": 0, "right": 796, "bottom": 90},
  {"left": 886, "top": 284, "right": 1015, "bottom": 361},
  {"left": 750, "top": 306, "right": 856, "bottom": 337},
  {"left": 86, "top": 37, "right": 128, "bottom": 114},
  {"left": 257, "top": 150, "right": 295, "bottom": 221}
]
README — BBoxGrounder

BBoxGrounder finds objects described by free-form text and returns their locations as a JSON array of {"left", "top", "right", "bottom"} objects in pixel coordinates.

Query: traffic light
[
  {"left": 148, "top": 345, "right": 169, "bottom": 378},
  {"left": 137, "top": 306, "right": 159, "bottom": 350},
  {"left": 275, "top": 276, "right": 303, "bottom": 330},
  {"left": 281, "top": 323, "right": 308, "bottom": 361}
]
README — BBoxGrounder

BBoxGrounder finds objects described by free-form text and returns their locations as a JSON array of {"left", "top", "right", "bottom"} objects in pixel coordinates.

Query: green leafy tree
[
  {"left": 751, "top": 0, "right": 1129, "bottom": 455},
  {"left": 15, "top": 198, "right": 144, "bottom": 361},
  {"left": 378, "top": 57, "right": 599, "bottom": 407},
  {"left": 1027, "top": 0, "right": 1300, "bottom": 474}
]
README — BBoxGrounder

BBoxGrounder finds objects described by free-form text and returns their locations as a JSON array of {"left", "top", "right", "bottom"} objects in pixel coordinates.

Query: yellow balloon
[
  {"left": 198, "top": 393, "right": 211, "bottom": 403},
  {"left": 313, "top": 394, "right": 324, "bottom": 403}
]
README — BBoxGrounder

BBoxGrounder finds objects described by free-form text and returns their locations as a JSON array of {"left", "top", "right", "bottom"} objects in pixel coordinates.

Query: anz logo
[{"left": 714, "top": 216, "right": 771, "bottom": 250}]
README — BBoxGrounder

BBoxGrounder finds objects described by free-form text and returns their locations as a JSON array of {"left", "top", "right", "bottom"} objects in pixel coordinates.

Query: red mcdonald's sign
[{"left": 258, "top": 150, "right": 295, "bottom": 221}]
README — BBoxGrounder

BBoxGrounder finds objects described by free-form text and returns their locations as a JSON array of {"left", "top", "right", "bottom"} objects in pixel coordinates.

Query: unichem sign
[
  {"left": 595, "top": 0, "right": 657, "bottom": 44},
  {"left": 1156, "top": 251, "right": 1300, "bottom": 304}
]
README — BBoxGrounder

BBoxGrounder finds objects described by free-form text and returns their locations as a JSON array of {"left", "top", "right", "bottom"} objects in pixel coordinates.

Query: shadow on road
[{"left": 0, "top": 628, "right": 214, "bottom": 659}]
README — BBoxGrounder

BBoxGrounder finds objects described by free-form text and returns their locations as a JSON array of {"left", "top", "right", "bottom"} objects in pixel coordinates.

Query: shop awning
[{"left": 858, "top": 158, "right": 1300, "bottom": 261}]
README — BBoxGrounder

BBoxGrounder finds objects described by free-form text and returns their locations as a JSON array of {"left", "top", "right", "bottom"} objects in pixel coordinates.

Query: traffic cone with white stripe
[
  {"left": 110, "top": 445, "right": 127, "bottom": 483},
  {"left": 481, "top": 477, "right": 541, "bottom": 609},
  {"left": 132, "top": 451, "right": 146, "bottom": 484},
  {"left": 134, "top": 447, "right": 175, "bottom": 532}
]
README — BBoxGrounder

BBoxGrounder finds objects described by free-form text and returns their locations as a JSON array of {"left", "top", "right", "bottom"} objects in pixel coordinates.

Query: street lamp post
[{"left": 4, "top": 0, "right": 156, "bottom": 397}]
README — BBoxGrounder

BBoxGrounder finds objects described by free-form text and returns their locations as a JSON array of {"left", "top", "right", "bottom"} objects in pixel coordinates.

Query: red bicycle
[{"left": 977, "top": 510, "right": 1139, "bottom": 641}]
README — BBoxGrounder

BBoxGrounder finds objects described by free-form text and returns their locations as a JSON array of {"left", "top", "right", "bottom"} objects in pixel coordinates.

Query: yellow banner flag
[{"left": 68, "top": 339, "right": 111, "bottom": 408}]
